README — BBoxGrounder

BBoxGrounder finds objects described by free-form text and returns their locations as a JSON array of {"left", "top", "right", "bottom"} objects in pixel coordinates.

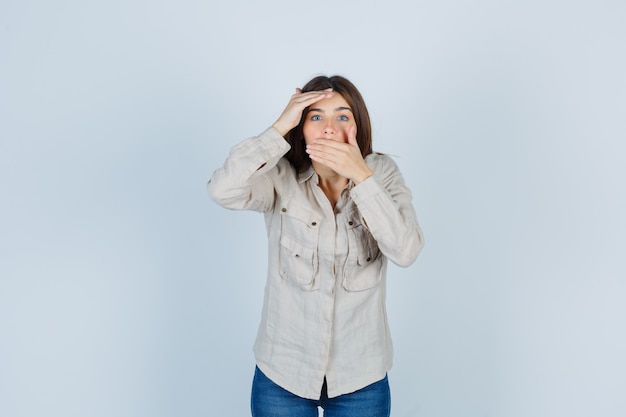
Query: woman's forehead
[{"left": 309, "top": 94, "right": 351, "bottom": 112}]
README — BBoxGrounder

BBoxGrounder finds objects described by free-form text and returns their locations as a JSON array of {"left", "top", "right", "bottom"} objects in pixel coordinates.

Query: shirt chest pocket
[
  {"left": 278, "top": 201, "right": 321, "bottom": 290},
  {"left": 343, "top": 212, "right": 383, "bottom": 292}
]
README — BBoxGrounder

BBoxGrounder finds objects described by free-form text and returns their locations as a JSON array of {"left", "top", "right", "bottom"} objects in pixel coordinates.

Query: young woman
[{"left": 208, "top": 75, "right": 424, "bottom": 417}]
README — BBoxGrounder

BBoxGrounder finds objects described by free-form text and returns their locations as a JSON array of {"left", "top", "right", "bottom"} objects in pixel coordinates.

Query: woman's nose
[{"left": 323, "top": 122, "right": 336, "bottom": 135}]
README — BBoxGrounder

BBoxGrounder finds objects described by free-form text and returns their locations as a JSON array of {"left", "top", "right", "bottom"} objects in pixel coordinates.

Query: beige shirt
[{"left": 208, "top": 127, "right": 424, "bottom": 399}]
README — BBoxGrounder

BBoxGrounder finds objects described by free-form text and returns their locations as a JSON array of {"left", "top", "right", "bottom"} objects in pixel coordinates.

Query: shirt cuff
[
  {"left": 252, "top": 126, "right": 291, "bottom": 159},
  {"left": 349, "top": 175, "right": 385, "bottom": 205}
]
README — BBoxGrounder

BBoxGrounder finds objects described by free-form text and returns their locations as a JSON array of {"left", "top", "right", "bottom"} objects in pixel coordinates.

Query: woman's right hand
[{"left": 272, "top": 88, "right": 333, "bottom": 137}]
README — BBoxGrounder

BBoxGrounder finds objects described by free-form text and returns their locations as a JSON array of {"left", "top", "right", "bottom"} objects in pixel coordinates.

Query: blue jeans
[{"left": 251, "top": 366, "right": 391, "bottom": 417}]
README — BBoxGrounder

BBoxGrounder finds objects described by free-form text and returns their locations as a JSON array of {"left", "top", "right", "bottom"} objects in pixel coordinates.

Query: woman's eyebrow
[{"left": 309, "top": 106, "right": 353, "bottom": 113}]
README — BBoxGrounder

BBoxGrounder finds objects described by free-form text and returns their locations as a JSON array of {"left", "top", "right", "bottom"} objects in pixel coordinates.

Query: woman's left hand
[{"left": 305, "top": 126, "right": 373, "bottom": 184}]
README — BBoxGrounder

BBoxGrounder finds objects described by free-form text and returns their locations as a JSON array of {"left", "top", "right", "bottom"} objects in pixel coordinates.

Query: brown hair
[{"left": 284, "top": 75, "right": 373, "bottom": 173}]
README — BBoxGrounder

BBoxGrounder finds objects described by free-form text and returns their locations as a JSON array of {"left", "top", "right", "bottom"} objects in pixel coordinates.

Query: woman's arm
[
  {"left": 208, "top": 88, "right": 335, "bottom": 212},
  {"left": 207, "top": 127, "right": 289, "bottom": 212},
  {"left": 350, "top": 155, "right": 424, "bottom": 267}
]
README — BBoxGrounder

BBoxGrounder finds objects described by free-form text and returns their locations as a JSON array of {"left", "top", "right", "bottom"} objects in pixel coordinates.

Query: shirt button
[
  {"left": 366, "top": 257, "right": 372, "bottom": 262},
  {"left": 311, "top": 222, "right": 317, "bottom": 226},
  {"left": 348, "top": 221, "right": 354, "bottom": 226},
  {"left": 281, "top": 208, "right": 287, "bottom": 212}
]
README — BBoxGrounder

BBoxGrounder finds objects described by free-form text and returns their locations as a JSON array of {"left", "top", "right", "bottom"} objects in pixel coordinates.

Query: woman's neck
[{"left": 314, "top": 164, "right": 349, "bottom": 208}]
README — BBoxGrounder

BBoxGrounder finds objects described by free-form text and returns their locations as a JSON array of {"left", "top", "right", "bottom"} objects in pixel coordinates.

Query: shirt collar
[
  {"left": 298, "top": 166, "right": 316, "bottom": 184},
  {"left": 297, "top": 166, "right": 356, "bottom": 190}
]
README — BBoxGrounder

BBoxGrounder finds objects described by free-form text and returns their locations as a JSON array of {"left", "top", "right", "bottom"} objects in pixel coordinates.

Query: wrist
[
  {"left": 272, "top": 121, "right": 290, "bottom": 137},
  {"left": 353, "top": 168, "right": 373, "bottom": 185}
]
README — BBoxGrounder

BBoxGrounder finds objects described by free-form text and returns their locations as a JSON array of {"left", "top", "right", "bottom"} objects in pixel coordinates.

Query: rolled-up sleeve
[
  {"left": 208, "top": 127, "right": 290, "bottom": 212},
  {"left": 350, "top": 155, "right": 424, "bottom": 267}
]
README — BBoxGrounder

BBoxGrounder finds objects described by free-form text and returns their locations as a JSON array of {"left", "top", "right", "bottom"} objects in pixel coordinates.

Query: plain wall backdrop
[{"left": 1, "top": 1, "right": 625, "bottom": 416}]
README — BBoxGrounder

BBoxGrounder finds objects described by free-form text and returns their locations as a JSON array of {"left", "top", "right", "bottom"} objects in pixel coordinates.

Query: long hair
[{"left": 284, "top": 75, "right": 373, "bottom": 173}]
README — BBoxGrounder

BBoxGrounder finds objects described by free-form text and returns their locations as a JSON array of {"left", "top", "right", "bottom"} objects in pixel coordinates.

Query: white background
[{"left": 1, "top": 1, "right": 625, "bottom": 416}]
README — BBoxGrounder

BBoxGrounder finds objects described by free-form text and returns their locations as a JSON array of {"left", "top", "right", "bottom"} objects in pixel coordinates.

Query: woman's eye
[
  {"left": 311, "top": 115, "right": 322, "bottom": 121},
  {"left": 338, "top": 115, "right": 349, "bottom": 121}
]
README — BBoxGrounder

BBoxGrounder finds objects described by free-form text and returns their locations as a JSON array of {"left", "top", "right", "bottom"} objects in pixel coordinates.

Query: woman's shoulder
[
  {"left": 266, "top": 157, "right": 300, "bottom": 184},
  {"left": 364, "top": 151, "right": 401, "bottom": 173}
]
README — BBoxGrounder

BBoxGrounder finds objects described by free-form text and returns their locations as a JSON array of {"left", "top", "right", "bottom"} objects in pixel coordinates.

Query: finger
[
  {"left": 309, "top": 138, "right": 351, "bottom": 151},
  {"left": 308, "top": 145, "right": 343, "bottom": 160},
  {"left": 294, "top": 87, "right": 330, "bottom": 94},
  {"left": 308, "top": 152, "right": 339, "bottom": 169},
  {"left": 296, "top": 90, "right": 333, "bottom": 99},
  {"left": 293, "top": 92, "right": 333, "bottom": 107},
  {"left": 299, "top": 88, "right": 332, "bottom": 95}
]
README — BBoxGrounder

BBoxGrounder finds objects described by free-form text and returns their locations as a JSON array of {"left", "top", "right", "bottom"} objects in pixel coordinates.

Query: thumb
[
  {"left": 348, "top": 125, "right": 358, "bottom": 147},
  {"left": 295, "top": 88, "right": 302, "bottom": 94}
]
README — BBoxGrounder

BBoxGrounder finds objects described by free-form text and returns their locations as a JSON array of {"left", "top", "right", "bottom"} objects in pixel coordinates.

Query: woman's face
[{"left": 302, "top": 93, "right": 356, "bottom": 146}]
